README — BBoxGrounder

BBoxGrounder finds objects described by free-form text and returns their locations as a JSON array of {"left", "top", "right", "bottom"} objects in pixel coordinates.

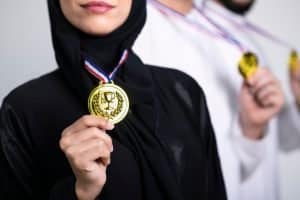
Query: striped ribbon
[
  {"left": 84, "top": 50, "right": 129, "bottom": 83},
  {"left": 194, "top": 5, "right": 246, "bottom": 52},
  {"left": 148, "top": 0, "right": 245, "bottom": 52},
  {"left": 204, "top": 4, "right": 296, "bottom": 51}
]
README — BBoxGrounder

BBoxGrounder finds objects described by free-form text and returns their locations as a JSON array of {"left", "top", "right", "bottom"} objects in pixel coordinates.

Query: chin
[
  {"left": 80, "top": 19, "right": 119, "bottom": 36},
  {"left": 83, "top": 26, "right": 115, "bottom": 36}
]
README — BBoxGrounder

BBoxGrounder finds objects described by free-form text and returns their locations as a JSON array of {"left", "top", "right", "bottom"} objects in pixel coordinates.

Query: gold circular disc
[
  {"left": 289, "top": 50, "right": 299, "bottom": 72},
  {"left": 238, "top": 52, "right": 259, "bottom": 79},
  {"left": 88, "top": 83, "right": 130, "bottom": 124}
]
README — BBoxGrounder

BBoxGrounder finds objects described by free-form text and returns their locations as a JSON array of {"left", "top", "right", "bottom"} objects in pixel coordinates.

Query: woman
[{"left": 0, "top": 0, "right": 226, "bottom": 199}]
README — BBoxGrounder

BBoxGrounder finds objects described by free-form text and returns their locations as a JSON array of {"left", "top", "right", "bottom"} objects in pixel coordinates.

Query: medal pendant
[
  {"left": 238, "top": 52, "right": 258, "bottom": 79},
  {"left": 88, "top": 82, "right": 130, "bottom": 124},
  {"left": 289, "top": 50, "right": 299, "bottom": 72}
]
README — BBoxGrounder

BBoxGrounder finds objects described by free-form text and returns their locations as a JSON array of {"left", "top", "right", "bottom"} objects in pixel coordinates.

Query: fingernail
[{"left": 107, "top": 122, "right": 115, "bottom": 130}]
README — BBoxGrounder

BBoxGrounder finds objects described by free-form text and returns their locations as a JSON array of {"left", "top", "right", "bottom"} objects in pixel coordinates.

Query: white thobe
[{"left": 133, "top": 1, "right": 300, "bottom": 200}]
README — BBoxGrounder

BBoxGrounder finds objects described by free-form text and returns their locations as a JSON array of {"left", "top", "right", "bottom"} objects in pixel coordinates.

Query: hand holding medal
[
  {"left": 84, "top": 50, "right": 130, "bottom": 124},
  {"left": 194, "top": 6, "right": 284, "bottom": 140},
  {"left": 236, "top": 47, "right": 283, "bottom": 140},
  {"left": 153, "top": 1, "right": 284, "bottom": 140}
]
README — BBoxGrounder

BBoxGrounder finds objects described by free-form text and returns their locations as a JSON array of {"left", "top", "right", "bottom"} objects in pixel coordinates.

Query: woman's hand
[{"left": 60, "top": 115, "right": 114, "bottom": 200}]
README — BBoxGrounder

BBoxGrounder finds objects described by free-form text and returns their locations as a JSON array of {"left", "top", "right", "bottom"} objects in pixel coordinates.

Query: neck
[{"left": 158, "top": 0, "right": 194, "bottom": 14}]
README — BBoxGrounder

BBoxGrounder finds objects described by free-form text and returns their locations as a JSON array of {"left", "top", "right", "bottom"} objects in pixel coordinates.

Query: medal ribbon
[
  {"left": 245, "top": 21, "right": 295, "bottom": 49},
  {"left": 149, "top": 0, "right": 258, "bottom": 79},
  {"left": 148, "top": 0, "right": 245, "bottom": 52},
  {"left": 195, "top": 6, "right": 260, "bottom": 78},
  {"left": 84, "top": 50, "right": 129, "bottom": 83},
  {"left": 195, "top": 6, "right": 246, "bottom": 52},
  {"left": 202, "top": 4, "right": 300, "bottom": 72},
  {"left": 204, "top": 4, "right": 296, "bottom": 51}
]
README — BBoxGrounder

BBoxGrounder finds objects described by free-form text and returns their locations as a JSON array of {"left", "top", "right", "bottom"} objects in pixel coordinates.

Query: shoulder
[
  {"left": 148, "top": 65, "right": 206, "bottom": 108},
  {"left": 3, "top": 70, "right": 67, "bottom": 114},
  {"left": 149, "top": 65, "right": 204, "bottom": 94}
]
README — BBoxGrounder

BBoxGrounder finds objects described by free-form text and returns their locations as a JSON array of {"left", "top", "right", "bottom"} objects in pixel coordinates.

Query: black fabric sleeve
[
  {"left": 49, "top": 176, "right": 77, "bottom": 200},
  {"left": 199, "top": 89, "right": 228, "bottom": 200},
  {"left": 0, "top": 100, "right": 77, "bottom": 200},
  {"left": 0, "top": 101, "right": 36, "bottom": 199}
]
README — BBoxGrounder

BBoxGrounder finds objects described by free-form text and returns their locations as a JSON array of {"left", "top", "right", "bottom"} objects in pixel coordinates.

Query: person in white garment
[
  {"left": 200, "top": 0, "right": 300, "bottom": 199},
  {"left": 134, "top": 0, "right": 300, "bottom": 199}
]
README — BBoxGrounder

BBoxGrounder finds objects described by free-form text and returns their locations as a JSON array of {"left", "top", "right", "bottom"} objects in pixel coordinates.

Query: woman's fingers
[
  {"left": 62, "top": 115, "right": 114, "bottom": 137},
  {"left": 64, "top": 138, "right": 112, "bottom": 171},
  {"left": 60, "top": 127, "right": 113, "bottom": 152}
]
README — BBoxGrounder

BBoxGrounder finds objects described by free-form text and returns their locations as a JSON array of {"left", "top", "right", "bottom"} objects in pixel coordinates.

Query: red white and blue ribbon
[
  {"left": 148, "top": 0, "right": 245, "bottom": 52},
  {"left": 84, "top": 50, "right": 129, "bottom": 83},
  {"left": 148, "top": 0, "right": 217, "bottom": 38}
]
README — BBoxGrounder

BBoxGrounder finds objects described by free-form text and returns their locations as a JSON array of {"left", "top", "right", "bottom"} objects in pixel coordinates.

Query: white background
[{"left": 0, "top": 0, "right": 299, "bottom": 199}]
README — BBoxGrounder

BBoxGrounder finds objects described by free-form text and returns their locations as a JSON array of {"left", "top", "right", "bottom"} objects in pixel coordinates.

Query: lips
[{"left": 81, "top": 1, "right": 115, "bottom": 14}]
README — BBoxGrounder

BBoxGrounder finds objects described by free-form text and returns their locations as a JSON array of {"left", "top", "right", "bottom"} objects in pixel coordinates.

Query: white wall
[
  {"left": 0, "top": 1, "right": 56, "bottom": 104},
  {"left": 0, "top": 1, "right": 299, "bottom": 199}
]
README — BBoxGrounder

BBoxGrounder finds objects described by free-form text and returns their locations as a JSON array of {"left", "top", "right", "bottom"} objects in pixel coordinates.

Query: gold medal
[
  {"left": 84, "top": 50, "right": 130, "bottom": 123},
  {"left": 88, "top": 82, "right": 129, "bottom": 124},
  {"left": 289, "top": 50, "right": 299, "bottom": 72},
  {"left": 238, "top": 52, "right": 258, "bottom": 79}
]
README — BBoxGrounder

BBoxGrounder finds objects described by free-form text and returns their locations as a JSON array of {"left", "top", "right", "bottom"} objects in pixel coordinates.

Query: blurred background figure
[
  {"left": 196, "top": 1, "right": 300, "bottom": 200},
  {"left": 133, "top": 0, "right": 300, "bottom": 200},
  {"left": 0, "top": 0, "right": 300, "bottom": 200}
]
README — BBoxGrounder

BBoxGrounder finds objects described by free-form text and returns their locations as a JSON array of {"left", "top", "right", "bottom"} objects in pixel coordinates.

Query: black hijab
[{"left": 47, "top": 0, "right": 146, "bottom": 102}]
